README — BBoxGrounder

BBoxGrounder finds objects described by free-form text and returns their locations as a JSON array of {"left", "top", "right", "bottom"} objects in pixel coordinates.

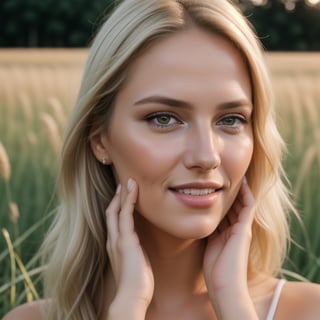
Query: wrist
[{"left": 210, "top": 288, "right": 258, "bottom": 320}]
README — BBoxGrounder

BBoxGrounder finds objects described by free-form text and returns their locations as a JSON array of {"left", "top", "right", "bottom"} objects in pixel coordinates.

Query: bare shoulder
[
  {"left": 278, "top": 281, "right": 320, "bottom": 320},
  {"left": 2, "top": 300, "right": 48, "bottom": 320}
]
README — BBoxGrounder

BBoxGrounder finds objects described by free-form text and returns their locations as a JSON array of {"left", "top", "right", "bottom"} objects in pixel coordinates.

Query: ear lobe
[{"left": 90, "top": 133, "right": 112, "bottom": 165}]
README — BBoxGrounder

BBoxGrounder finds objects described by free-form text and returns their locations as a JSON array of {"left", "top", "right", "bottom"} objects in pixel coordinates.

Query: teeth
[{"left": 176, "top": 188, "right": 216, "bottom": 196}]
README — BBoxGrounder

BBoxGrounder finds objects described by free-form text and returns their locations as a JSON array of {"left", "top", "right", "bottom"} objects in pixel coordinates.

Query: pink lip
[
  {"left": 169, "top": 181, "right": 223, "bottom": 209},
  {"left": 170, "top": 182, "right": 223, "bottom": 189}
]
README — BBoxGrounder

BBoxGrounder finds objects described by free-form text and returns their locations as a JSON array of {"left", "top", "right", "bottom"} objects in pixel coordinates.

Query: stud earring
[{"left": 102, "top": 158, "right": 106, "bottom": 165}]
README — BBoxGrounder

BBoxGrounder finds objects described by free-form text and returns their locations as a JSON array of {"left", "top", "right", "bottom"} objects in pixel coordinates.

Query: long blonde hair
[{"left": 42, "top": 0, "right": 294, "bottom": 318}]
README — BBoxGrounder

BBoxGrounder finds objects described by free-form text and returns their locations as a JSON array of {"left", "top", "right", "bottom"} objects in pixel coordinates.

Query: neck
[{"left": 135, "top": 213, "right": 208, "bottom": 309}]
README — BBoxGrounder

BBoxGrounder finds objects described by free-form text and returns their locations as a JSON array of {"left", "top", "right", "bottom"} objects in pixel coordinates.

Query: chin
[{"left": 172, "top": 222, "right": 219, "bottom": 240}]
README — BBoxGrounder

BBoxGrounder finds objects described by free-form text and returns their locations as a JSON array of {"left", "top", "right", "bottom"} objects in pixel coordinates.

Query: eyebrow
[
  {"left": 134, "top": 95, "right": 192, "bottom": 109},
  {"left": 134, "top": 95, "right": 252, "bottom": 110}
]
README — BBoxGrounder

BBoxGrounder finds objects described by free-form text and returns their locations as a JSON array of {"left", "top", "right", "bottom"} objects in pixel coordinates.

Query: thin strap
[{"left": 266, "top": 279, "right": 286, "bottom": 320}]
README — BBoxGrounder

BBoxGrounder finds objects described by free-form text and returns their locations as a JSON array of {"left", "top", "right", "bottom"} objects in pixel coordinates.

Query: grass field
[{"left": 0, "top": 50, "right": 319, "bottom": 316}]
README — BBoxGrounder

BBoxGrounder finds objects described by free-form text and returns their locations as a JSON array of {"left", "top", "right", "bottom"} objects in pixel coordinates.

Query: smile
[
  {"left": 176, "top": 188, "right": 216, "bottom": 196},
  {"left": 169, "top": 185, "right": 221, "bottom": 209}
]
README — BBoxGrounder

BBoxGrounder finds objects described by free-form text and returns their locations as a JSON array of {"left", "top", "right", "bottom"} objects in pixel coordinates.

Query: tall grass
[
  {"left": 0, "top": 49, "right": 85, "bottom": 315},
  {"left": 268, "top": 54, "right": 320, "bottom": 281},
  {"left": 0, "top": 50, "right": 319, "bottom": 316}
]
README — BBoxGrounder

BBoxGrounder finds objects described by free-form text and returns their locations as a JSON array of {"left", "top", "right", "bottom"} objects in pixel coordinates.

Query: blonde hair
[{"left": 42, "top": 0, "right": 294, "bottom": 318}]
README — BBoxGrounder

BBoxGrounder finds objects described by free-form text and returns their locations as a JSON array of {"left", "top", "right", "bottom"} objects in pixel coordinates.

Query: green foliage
[
  {"left": 0, "top": 0, "right": 115, "bottom": 47},
  {"left": 0, "top": 98, "right": 58, "bottom": 316},
  {"left": 1, "top": 0, "right": 320, "bottom": 49},
  {"left": 239, "top": 0, "right": 320, "bottom": 50}
]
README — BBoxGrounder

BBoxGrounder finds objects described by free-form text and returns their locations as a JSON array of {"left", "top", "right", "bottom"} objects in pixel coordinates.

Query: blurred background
[
  {"left": 0, "top": 0, "right": 319, "bottom": 49},
  {"left": 0, "top": 0, "right": 320, "bottom": 316}
]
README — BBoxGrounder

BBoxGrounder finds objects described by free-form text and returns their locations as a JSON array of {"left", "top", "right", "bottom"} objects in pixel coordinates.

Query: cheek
[
  {"left": 219, "top": 137, "right": 253, "bottom": 215},
  {"left": 109, "top": 133, "right": 179, "bottom": 185},
  {"left": 222, "top": 135, "right": 253, "bottom": 182}
]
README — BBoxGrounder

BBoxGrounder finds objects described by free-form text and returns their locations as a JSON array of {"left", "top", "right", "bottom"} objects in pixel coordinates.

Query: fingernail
[
  {"left": 116, "top": 184, "right": 121, "bottom": 194},
  {"left": 127, "top": 178, "right": 134, "bottom": 192}
]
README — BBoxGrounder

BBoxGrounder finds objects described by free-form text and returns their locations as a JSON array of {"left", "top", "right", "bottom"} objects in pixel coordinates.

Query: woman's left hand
[{"left": 203, "top": 178, "right": 258, "bottom": 319}]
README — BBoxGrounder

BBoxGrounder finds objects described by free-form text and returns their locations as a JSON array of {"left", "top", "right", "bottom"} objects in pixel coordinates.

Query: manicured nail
[
  {"left": 116, "top": 184, "right": 121, "bottom": 194},
  {"left": 127, "top": 178, "right": 134, "bottom": 192}
]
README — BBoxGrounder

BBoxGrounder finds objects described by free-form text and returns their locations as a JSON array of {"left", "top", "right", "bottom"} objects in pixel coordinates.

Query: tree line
[
  {"left": 0, "top": 0, "right": 115, "bottom": 47},
  {"left": 1, "top": 0, "right": 320, "bottom": 50},
  {"left": 238, "top": 0, "right": 320, "bottom": 51}
]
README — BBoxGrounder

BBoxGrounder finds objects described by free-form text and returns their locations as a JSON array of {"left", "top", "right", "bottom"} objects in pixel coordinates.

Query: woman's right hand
[{"left": 105, "top": 178, "right": 154, "bottom": 319}]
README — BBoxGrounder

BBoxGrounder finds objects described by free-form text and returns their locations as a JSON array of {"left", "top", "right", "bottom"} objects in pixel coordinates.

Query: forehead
[{"left": 120, "top": 27, "right": 252, "bottom": 105}]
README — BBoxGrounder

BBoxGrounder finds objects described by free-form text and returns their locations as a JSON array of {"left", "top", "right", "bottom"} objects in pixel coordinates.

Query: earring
[{"left": 102, "top": 158, "right": 106, "bottom": 165}]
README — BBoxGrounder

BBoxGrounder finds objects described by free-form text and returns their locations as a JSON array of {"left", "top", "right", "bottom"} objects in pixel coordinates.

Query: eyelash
[
  {"left": 144, "top": 112, "right": 248, "bottom": 131},
  {"left": 145, "top": 112, "right": 182, "bottom": 129},
  {"left": 217, "top": 115, "right": 248, "bottom": 129}
]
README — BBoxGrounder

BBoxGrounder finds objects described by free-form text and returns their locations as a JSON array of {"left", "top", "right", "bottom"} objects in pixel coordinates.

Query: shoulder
[
  {"left": 278, "top": 281, "right": 320, "bottom": 320},
  {"left": 2, "top": 300, "right": 48, "bottom": 320}
]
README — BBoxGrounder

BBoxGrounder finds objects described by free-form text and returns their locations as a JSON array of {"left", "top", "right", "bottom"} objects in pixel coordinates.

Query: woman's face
[{"left": 98, "top": 27, "right": 253, "bottom": 239}]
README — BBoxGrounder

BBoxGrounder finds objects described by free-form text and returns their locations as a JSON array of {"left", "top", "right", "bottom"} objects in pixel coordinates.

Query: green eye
[
  {"left": 156, "top": 115, "right": 172, "bottom": 125},
  {"left": 216, "top": 115, "right": 248, "bottom": 133},
  {"left": 146, "top": 112, "right": 181, "bottom": 129},
  {"left": 221, "top": 117, "right": 237, "bottom": 126},
  {"left": 218, "top": 116, "right": 244, "bottom": 127}
]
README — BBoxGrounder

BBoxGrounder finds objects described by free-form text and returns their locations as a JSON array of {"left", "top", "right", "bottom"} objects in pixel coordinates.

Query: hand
[
  {"left": 203, "top": 178, "right": 258, "bottom": 319},
  {"left": 105, "top": 178, "right": 154, "bottom": 319}
]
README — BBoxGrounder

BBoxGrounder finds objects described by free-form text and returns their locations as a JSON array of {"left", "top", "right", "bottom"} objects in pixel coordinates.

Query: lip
[
  {"left": 171, "top": 182, "right": 223, "bottom": 190},
  {"left": 169, "top": 181, "right": 223, "bottom": 209}
]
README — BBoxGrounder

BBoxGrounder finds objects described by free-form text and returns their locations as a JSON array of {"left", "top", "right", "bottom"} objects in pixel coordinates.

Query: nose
[{"left": 183, "top": 123, "right": 221, "bottom": 171}]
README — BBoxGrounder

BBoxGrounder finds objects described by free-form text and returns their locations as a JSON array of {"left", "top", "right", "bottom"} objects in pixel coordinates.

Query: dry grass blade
[
  {"left": 314, "top": 129, "right": 320, "bottom": 169},
  {"left": 2, "top": 228, "right": 16, "bottom": 306},
  {"left": 48, "top": 96, "right": 67, "bottom": 129},
  {"left": 281, "top": 269, "right": 310, "bottom": 282},
  {"left": 0, "top": 265, "right": 46, "bottom": 295},
  {"left": 14, "top": 253, "right": 40, "bottom": 301},
  {"left": 303, "top": 95, "right": 319, "bottom": 133},
  {"left": 288, "top": 84, "right": 304, "bottom": 151},
  {"left": 9, "top": 202, "right": 20, "bottom": 224},
  {"left": 0, "top": 142, "right": 11, "bottom": 182},
  {"left": 40, "top": 112, "right": 62, "bottom": 155},
  {"left": 294, "top": 144, "right": 317, "bottom": 196},
  {"left": 18, "top": 91, "right": 32, "bottom": 122}
]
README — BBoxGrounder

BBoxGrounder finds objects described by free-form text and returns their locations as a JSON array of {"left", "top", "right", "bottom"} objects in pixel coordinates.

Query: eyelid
[
  {"left": 217, "top": 113, "right": 248, "bottom": 123},
  {"left": 144, "top": 111, "right": 183, "bottom": 129},
  {"left": 216, "top": 114, "right": 249, "bottom": 131},
  {"left": 145, "top": 111, "right": 177, "bottom": 118}
]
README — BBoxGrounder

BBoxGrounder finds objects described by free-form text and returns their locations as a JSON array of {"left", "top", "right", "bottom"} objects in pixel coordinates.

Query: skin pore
[{"left": 95, "top": 27, "right": 256, "bottom": 319}]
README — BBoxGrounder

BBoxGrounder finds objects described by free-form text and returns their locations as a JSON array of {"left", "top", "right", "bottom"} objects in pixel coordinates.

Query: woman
[{"left": 4, "top": 0, "right": 320, "bottom": 319}]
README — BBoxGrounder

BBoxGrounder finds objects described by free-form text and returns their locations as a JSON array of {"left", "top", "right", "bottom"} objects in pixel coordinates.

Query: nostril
[{"left": 183, "top": 129, "right": 221, "bottom": 170}]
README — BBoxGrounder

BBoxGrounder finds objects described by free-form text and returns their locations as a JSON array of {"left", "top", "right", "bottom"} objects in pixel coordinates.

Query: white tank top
[{"left": 265, "top": 279, "right": 286, "bottom": 320}]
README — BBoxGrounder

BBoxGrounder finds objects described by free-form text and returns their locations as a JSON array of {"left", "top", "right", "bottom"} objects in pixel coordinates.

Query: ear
[{"left": 90, "top": 132, "right": 112, "bottom": 165}]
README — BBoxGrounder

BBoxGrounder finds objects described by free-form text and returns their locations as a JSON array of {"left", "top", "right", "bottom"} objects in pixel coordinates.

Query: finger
[
  {"left": 218, "top": 194, "right": 242, "bottom": 233},
  {"left": 224, "top": 179, "right": 255, "bottom": 232},
  {"left": 239, "top": 177, "right": 254, "bottom": 206},
  {"left": 224, "top": 192, "right": 242, "bottom": 226},
  {"left": 118, "top": 178, "right": 139, "bottom": 236},
  {"left": 105, "top": 184, "right": 121, "bottom": 243},
  {"left": 238, "top": 178, "right": 255, "bottom": 225},
  {"left": 218, "top": 216, "right": 230, "bottom": 233},
  {"left": 226, "top": 200, "right": 241, "bottom": 225}
]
